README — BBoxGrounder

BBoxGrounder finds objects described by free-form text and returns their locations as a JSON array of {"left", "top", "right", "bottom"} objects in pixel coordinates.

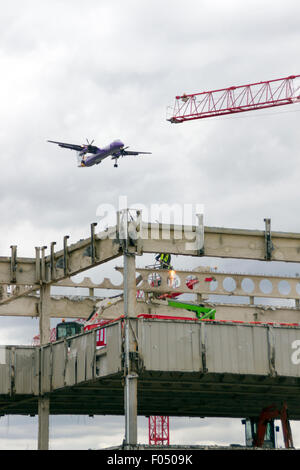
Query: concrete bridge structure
[
  {"left": 1, "top": 317, "right": 300, "bottom": 417},
  {"left": 1, "top": 212, "right": 300, "bottom": 449}
]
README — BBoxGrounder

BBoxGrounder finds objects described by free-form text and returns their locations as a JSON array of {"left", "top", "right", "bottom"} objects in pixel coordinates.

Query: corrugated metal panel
[
  {"left": 52, "top": 342, "right": 67, "bottom": 390},
  {"left": 205, "top": 323, "right": 269, "bottom": 375},
  {"left": 3, "top": 320, "right": 300, "bottom": 403},
  {"left": 70, "top": 335, "right": 87, "bottom": 384},
  {"left": 65, "top": 348, "right": 76, "bottom": 386},
  {"left": 140, "top": 320, "right": 274, "bottom": 375},
  {"left": 104, "top": 323, "right": 122, "bottom": 374},
  {"left": 14, "top": 348, "right": 39, "bottom": 394},
  {"left": 274, "top": 327, "right": 300, "bottom": 377},
  {"left": 0, "top": 347, "right": 11, "bottom": 394},
  {"left": 85, "top": 330, "right": 96, "bottom": 381},
  {"left": 62, "top": 332, "right": 95, "bottom": 385},
  {"left": 140, "top": 320, "right": 202, "bottom": 372},
  {"left": 95, "top": 323, "right": 121, "bottom": 378}
]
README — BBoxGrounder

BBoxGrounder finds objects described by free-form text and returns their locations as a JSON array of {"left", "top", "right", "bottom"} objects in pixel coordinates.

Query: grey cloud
[{"left": 1, "top": 0, "right": 300, "bottom": 449}]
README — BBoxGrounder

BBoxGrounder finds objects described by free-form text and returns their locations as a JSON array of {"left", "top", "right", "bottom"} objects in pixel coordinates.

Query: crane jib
[{"left": 169, "top": 75, "right": 300, "bottom": 123}]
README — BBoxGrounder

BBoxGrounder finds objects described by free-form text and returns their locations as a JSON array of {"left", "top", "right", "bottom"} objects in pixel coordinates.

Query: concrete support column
[
  {"left": 39, "top": 284, "right": 51, "bottom": 345},
  {"left": 124, "top": 249, "right": 137, "bottom": 319},
  {"left": 124, "top": 373, "right": 138, "bottom": 447},
  {"left": 38, "top": 284, "right": 51, "bottom": 450},
  {"left": 38, "top": 397, "right": 50, "bottom": 450},
  {"left": 123, "top": 249, "right": 138, "bottom": 448}
]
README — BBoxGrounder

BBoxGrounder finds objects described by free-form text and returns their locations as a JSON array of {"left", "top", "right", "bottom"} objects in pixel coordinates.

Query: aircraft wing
[
  {"left": 85, "top": 144, "right": 99, "bottom": 154},
  {"left": 47, "top": 140, "right": 85, "bottom": 152},
  {"left": 121, "top": 150, "right": 152, "bottom": 156}
]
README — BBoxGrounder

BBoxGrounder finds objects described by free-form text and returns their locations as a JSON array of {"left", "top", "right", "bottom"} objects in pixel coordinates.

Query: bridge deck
[{"left": 1, "top": 318, "right": 300, "bottom": 418}]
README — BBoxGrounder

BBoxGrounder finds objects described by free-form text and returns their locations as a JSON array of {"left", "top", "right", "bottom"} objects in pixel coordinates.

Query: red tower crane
[
  {"left": 168, "top": 75, "right": 300, "bottom": 123},
  {"left": 148, "top": 416, "right": 170, "bottom": 446}
]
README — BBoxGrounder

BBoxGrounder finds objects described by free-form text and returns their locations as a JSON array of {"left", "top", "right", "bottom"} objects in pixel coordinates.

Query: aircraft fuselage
[{"left": 81, "top": 139, "right": 124, "bottom": 167}]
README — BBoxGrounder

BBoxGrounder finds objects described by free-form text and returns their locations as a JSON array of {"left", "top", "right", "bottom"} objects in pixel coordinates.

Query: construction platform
[{"left": 1, "top": 317, "right": 300, "bottom": 419}]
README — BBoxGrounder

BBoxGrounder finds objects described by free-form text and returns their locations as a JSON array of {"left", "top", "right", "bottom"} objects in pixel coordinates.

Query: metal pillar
[
  {"left": 38, "top": 284, "right": 51, "bottom": 450},
  {"left": 123, "top": 248, "right": 138, "bottom": 448}
]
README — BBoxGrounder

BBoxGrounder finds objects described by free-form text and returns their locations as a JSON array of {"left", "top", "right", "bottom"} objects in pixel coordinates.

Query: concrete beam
[
  {"left": 0, "top": 284, "right": 40, "bottom": 306},
  {"left": 0, "top": 225, "right": 122, "bottom": 285},
  {"left": 94, "top": 297, "right": 300, "bottom": 324},
  {"left": 0, "top": 256, "right": 36, "bottom": 285},
  {"left": 0, "top": 295, "right": 96, "bottom": 318},
  {"left": 122, "top": 268, "right": 300, "bottom": 302},
  {"left": 1, "top": 290, "right": 299, "bottom": 325},
  {"left": 2, "top": 219, "right": 300, "bottom": 287},
  {"left": 140, "top": 222, "right": 300, "bottom": 261}
]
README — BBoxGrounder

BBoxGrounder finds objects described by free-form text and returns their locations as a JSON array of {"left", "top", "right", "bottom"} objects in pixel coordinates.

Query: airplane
[{"left": 47, "top": 139, "right": 152, "bottom": 168}]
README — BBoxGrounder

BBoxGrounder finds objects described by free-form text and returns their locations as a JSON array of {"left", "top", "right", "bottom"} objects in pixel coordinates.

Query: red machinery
[
  {"left": 253, "top": 403, "right": 294, "bottom": 448},
  {"left": 168, "top": 75, "right": 300, "bottom": 123}
]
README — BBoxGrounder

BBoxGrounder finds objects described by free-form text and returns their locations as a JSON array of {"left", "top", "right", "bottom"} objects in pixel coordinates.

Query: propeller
[{"left": 121, "top": 146, "right": 129, "bottom": 157}]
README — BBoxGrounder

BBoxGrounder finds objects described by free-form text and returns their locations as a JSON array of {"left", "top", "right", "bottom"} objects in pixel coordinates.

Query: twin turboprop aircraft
[{"left": 48, "top": 139, "right": 151, "bottom": 168}]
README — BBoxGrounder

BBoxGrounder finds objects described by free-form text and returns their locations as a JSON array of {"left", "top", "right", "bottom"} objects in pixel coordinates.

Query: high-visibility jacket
[{"left": 159, "top": 253, "right": 171, "bottom": 265}]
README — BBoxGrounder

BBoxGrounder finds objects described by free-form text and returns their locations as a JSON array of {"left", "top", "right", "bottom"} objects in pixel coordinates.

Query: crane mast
[
  {"left": 168, "top": 75, "right": 300, "bottom": 123},
  {"left": 148, "top": 416, "right": 170, "bottom": 446}
]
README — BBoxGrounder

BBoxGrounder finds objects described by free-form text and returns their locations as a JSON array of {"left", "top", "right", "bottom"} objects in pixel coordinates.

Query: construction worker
[{"left": 155, "top": 253, "right": 172, "bottom": 270}]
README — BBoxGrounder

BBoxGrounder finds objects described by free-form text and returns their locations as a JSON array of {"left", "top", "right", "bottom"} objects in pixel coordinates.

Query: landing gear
[{"left": 114, "top": 163, "right": 118, "bottom": 168}]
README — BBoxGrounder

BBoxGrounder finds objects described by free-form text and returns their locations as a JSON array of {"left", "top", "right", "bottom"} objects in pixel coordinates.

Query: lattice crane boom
[{"left": 168, "top": 75, "right": 300, "bottom": 123}]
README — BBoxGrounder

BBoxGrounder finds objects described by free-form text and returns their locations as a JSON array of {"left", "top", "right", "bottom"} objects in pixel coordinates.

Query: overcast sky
[{"left": 1, "top": 0, "right": 300, "bottom": 450}]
